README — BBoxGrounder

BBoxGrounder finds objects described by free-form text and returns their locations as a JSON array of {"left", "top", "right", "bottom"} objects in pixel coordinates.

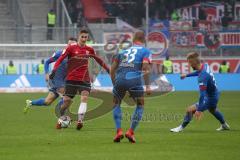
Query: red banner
[
  {"left": 195, "top": 31, "right": 240, "bottom": 49},
  {"left": 170, "top": 30, "right": 196, "bottom": 47}
]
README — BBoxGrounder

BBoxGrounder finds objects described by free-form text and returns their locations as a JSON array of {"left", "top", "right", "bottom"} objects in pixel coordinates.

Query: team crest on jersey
[{"left": 147, "top": 32, "right": 168, "bottom": 55}]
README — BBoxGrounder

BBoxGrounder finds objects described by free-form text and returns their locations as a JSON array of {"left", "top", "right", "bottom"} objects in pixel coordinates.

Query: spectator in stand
[
  {"left": 6, "top": 60, "right": 17, "bottom": 75},
  {"left": 36, "top": 59, "right": 45, "bottom": 74},
  {"left": 219, "top": 60, "right": 230, "bottom": 73},
  {"left": 162, "top": 56, "right": 173, "bottom": 74},
  {"left": 171, "top": 10, "right": 180, "bottom": 21},
  {"left": 47, "top": 9, "right": 56, "bottom": 40}
]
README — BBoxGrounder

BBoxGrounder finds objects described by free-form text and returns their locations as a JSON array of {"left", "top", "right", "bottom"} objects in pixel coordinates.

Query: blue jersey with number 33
[{"left": 114, "top": 45, "right": 151, "bottom": 83}]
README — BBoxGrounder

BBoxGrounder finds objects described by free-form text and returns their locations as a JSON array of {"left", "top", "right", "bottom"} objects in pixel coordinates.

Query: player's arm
[
  {"left": 181, "top": 70, "right": 199, "bottom": 79},
  {"left": 44, "top": 51, "right": 61, "bottom": 81},
  {"left": 44, "top": 58, "right": 51, "bottom": 81},
  {"left": 90, "top": 49, "right": 110, "bottom": 73},
  {"left": 142, "top": 49, "right": 152, "bottom": 95},
  {"left": 110, "top": 56, "right": 119, "bottom": 85},
  {"left": 49, "top": 48, "right": 69, "bottom": 79}
]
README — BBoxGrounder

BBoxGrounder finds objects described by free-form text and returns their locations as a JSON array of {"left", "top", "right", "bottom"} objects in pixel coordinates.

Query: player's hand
[
  {"left": 194, "top": 111, "right": 203, "bottom": 120},
  {"left": 49, "top": 71, "right": 56, "bottom": 79},
  {"left": 145, "top": 85, "right": 151, "bottom": 95},
  {"left": 45, "top": 73, "right": 49, "bottom": 82},
  {"left": 180, "top": 74, "right": 187, "bottom": 79}
]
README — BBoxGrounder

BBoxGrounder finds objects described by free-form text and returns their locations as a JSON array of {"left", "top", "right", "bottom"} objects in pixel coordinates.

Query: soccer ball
[{"left": 58, "top": 116, "right": 71, "bottom": 128}]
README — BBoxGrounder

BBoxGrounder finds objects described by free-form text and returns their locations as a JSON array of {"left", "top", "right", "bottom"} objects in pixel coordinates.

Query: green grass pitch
[{"left": 0, "top": 92, "right": 239, "bottom": 160}]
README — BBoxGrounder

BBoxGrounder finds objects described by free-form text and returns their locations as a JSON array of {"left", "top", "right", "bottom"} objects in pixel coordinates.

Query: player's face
[
  {"left": 79, "top": 33, "right": 89, "bottom": 44},
  {"left": 188, "top": 58, "right": 199, "bottom": 70}
]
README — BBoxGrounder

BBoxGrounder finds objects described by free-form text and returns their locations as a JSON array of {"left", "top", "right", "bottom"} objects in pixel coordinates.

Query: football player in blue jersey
[
  {"left": 171, "top": 52, "right": 230, "bottom": 132},
  {"left": 110, "top": 31, "right": 152, "bottom": 143},
  {"left": 23, "top": 37, "right": 77, "bottom": 113}
]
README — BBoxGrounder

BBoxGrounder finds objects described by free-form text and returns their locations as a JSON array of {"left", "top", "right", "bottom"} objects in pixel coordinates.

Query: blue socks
[
  {"left": 113, "top": 104, "right": 122, "bottom": 129},
  {"left": 182, "top": 112, "right": 193, "bottom": 128},
  {"left": 130, "top": 106, "right": 144, "bottom": 131},
  {"left": 113, "top": 105, "right": 144, "bottom": 131},
  {"left": 181, "top": 109, "right": 225, "bottom": 128},
  {"left": 210, "top": 110, "right": 225, "bottom": 124},
  {"left": 31, "top": 98, "right": 46, "bottom": 106}
]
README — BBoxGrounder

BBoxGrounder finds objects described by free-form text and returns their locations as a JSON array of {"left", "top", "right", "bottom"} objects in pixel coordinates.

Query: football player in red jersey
[{"left": 50, "top": 29, "right": 110, "bottom": 129}]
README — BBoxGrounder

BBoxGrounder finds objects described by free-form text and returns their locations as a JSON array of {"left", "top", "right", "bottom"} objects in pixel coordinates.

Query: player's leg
[
  {"left": 76, "top": 90, "right": 89, "bottom": 130},
  {"left": 112, "top": 85, "right": 125, "bottom": 142},
  {"left": 24, "top": 78, "right": 61, "bottom": 113},
  {"left": 208, "top": 107, "right": 230, "bottom": 131},
  {"left": 125, "top": 86, "right": 144, "bottom": 143},
  {"left": 60, "top": 81, "right": 78, "bottom": 116},
  {"left": 44, "top": 92, "right": 59, "bottom": 105},
  {"left": 56, "top": 95, "right": 73, "bottom": 129},
  {"left": 125, "top": 96, "right": 144, "bottom": 143},
  {"left": 59, "top": 96, "right": 73, "bottom": 116},
  {"left": 27, "top": 92, "right": 57, "bottom": 106},
  {"left": 56, "top": 81, "right": 76, "bottom": 129},
  {"left": 170, "top": 104, "right": 197, "bottom": 132},
  {"left": 24, "top": 91, "right": 58, "bottom": 114},
  {"left": 76, "top": 81, "right": 91, "bottom": 130},
  {"left": 55, "top": 87, "right": 65, "bottom": 111},
  {"left": 206, "top": 95, "right": 230, "bottom": 131},
  {"left": 52, "top": 76, "right": 66, "bottom": 111}
]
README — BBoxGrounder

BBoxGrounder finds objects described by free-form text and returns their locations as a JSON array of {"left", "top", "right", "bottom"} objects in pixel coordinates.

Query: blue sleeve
[
  {"left": 143, "top": 48, "right": 151, "bottom": 57},
  {"left": 143, "top": 48, "right": 151, "bottom": 62},
  {"left": 44, "top": 58, "right": 53, "bottom": 74},
  {"left": 186, "top": 71, "right": 199, "bottom": 77},
  {"left": 44, "top": 50, "right": 62, "bottom": 73}
]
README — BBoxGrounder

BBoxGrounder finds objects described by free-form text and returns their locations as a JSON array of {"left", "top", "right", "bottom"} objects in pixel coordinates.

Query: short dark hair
[
  {"left": 133, "top": 31, "right": 145, "bottom": 43},
  {"left": 79, "top": 29, "right": 89, "bottom": 34},
  {"left": 68, "top": 37, "right": 77, "bottom": 42},
  {"left": 222, "top": 60, "right": 227, "bottom": 65}
]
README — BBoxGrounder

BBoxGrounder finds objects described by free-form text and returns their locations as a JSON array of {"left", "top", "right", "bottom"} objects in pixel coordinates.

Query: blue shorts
[
  {"left": 113, "top": 80, "right": 144, "bottom": 101},
  {"left": 195, "top": 96, "right": 219, "bottom": 112},
  {"left": 48, "top": 77, "right": 65, "bottom": 97}
]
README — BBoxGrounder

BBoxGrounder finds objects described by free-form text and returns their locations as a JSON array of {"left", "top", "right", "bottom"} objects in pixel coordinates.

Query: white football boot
[
  {"left": 216, "top": 123, "right": 230, "bottom": 131},
  {"left": 170, "top": 125, "right": 184, "bottom": 133}
]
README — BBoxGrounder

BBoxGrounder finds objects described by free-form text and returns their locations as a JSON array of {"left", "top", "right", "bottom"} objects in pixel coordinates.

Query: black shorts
[{"left": 64, "top": 80, "right": 91, "bottom": 98}]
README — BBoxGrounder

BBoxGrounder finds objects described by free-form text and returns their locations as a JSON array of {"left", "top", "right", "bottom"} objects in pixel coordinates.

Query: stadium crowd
[{"left": 64, "top": 0, "right": 237, "bottom": 28}]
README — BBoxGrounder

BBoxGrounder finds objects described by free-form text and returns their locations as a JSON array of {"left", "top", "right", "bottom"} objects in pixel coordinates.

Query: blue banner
[{"left": 0, "top": 74, "right": 239, "bottom": 92}]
